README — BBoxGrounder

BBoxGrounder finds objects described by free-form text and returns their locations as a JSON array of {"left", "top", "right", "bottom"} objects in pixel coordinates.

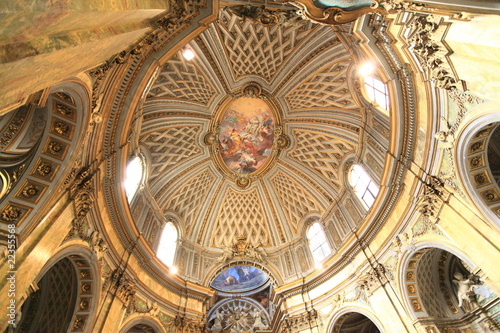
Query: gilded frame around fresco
[{"left": 203, "top": 83, "right": 289, "bottom": 189}]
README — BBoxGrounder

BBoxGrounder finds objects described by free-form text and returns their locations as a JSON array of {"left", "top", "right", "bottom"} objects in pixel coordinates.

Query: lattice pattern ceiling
[
  {"left": 140, "top": 9, "right": 362, "bottom": 250},
  {"left": 211, "top": 188, "right": 272, "bottom": 247},
  {"left": 21, "top": 258, "right": 77, "bottom": 332},
  {"left": 289, "top": 130, "right": 355, "bottom": 187},
  {"left": 142, "top": 125, "right": 203, "bottom": 180},
  {"left": 217, "top": 10, "right": 317, "bottom": 82},
  {"left": 147, "top": 52, "right": 216, "bottom": 105},
  {"left": 286, "top": 57, "right": 357, "bottom": 111},
  {"left": 271, "top": 171, "right": 323, "bottom": 234},
  {"left": 163, "top": 168, "right": 216, "bottom": 231}
]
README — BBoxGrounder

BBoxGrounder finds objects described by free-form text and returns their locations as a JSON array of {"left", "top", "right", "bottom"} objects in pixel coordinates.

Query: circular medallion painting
[
  {"left": 218, "top": 97, "right": 274, "bottom": 174},
  {"left": 211, "top": 265, "right": 269, "bottom": 293}
]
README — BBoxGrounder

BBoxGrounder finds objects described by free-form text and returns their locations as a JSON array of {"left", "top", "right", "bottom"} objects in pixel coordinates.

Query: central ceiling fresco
[
  {"left": 135, "top": 7, "right": 368, "bottom": 279},
  {"left": 218, "top": 96, "right": 274, "bottom": 174},
  {"left": 202, "top": 82, "right": 289, "bottom": 188}
]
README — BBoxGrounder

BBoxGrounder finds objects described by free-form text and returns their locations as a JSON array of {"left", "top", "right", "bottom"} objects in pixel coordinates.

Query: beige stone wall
[{"left": 0, "top": 0, "right": 170, "bottom": 111}]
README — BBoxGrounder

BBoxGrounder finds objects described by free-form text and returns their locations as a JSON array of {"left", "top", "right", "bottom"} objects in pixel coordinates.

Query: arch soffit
[
  {"left": 397, "top": 240, "right": 478, "bottom": 321},
  {"left": 299, "top": 213, "right": 324, "bottom": 236},
  {"left": 326, "top": 304, "right": 385, "bottom": 333},
  {"left": 454, "top": 103, "right": 500, "bottom": 227},
  {"left": 206, "top": 296, "right": 270, "bottom": 322},
  {"left": 119, "top": 314, "right": 167, "bottom": 333},
  {"left": 32, "top": 242, "right": 101, "bottom": 333},
  {"left": 0, "top": 80, "right": 91, "bottom": 235}
]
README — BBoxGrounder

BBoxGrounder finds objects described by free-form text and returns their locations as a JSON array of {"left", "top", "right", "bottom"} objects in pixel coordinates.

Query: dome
[
  {"left": 2, "top": 1, "right": 499, "bottom": 332},
  {"left": 113, "top": 8, "right": 394, "bottom": 287}
]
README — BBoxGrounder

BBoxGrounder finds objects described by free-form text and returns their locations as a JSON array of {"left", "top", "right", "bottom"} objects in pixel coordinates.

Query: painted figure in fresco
[
  {"left": 238, "top": 149, "right": 257, "bottom": 171},
  {"left": 257, "top": 295, "right": 269, "bottom": 308},
  {"left": 258, "top": 120, "right": 273, "bottom": 153},
  {"left": 223, "top": 266, "right": 241, "bottom": 286},
  {"left": 243, "top": 138, "right": 259, "bottom": 156},
  {"left": 220, "top": 136, "right": 230, "bottom": 155},
  {"left": 228, "top": 129, "right": 243, "bottom": 155},
  {"left": 245, "top": 115, "right": 263, "bottom": 136},
  {"left": 218, "top": 97, "right": 275, "bottom": 173},
  {"left": 237, "top": 266, "right": 258, "bottom": 283},
  {"left": 225, "top": 276, "right": 238, "bottom": 286},
  {"left": 238, "top": 266, "right": 251, "bottom": 282}
]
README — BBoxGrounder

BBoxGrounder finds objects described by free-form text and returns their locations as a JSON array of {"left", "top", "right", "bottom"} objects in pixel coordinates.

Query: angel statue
[
  {"left": 252, "top": 309, "right": 266, "bottom": 330},
  {"left": 211, "top": 310, "right": 224, "bottom": 333}
]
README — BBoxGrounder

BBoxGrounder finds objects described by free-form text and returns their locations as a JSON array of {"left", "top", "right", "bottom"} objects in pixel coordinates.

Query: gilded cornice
[
  {"left": 95, "top": 0, "right": 218, "bottom": 309},
  {"left": 276, "top": 13, "right": 417, "bottom": 299}
]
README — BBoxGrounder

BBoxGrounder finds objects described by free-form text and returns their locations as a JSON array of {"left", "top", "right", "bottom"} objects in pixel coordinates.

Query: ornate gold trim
[
  {"left": 287, "top": 0, "right": 388, "bottom": 25},
  {"left": 203, "top": 83, "right": 289, "bottom": 189}
]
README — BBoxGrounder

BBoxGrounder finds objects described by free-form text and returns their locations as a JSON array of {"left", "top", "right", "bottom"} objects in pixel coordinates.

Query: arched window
[
  {"left": 307, "top": 222, "right": 331, "bottom": 264},
  {"left": 124, "top": 155, "right": 144, "bottom": 203},
  {"left": 157, "top": 222, "right": 178, "bottom": 267},
  {"left": 364, "top": 76, "right": 390, "bottom": 111},
  {"left": 349, "top": 164, "right": 379, "bottom": 208}
]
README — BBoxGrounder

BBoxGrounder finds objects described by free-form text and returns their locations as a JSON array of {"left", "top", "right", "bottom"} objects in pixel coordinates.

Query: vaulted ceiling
[{"left": 134, "top": 9, "right": 366, "bottom": 257}]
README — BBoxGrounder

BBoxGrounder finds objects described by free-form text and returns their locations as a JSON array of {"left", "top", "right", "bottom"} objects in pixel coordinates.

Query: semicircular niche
[{"left": 211, "top": 265, "right": 269, "bottom": 293}]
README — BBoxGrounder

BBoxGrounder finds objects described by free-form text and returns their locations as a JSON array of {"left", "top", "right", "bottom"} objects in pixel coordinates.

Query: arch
[
  {"left": 16, "top": 244, "right": 100, "bottom": 332},
  {"left": 398, "top": 241, "right": 478, "bottom": 320},
  {"left": 205, "top": 260, "right": 282, "bottom": 290},
  {"left": 119, "top": 314, "right": 166, "bottom": 333},
  {"left": 206, "top": 297, "right": 271, "bottom": 332},
  {"left": 0, "top": 79, "right": 91, "bottom": 236},
  {"left": 398, "top": 242, "right": 499, "bottom": 331},
  {"left": 455, "top": 104, "right": 500, "bottom": 228},
  {"left": 306, "top": 220, "right": 332, "bottom": 265},
  {"left": 156, "top": 220, "right": 178, "bottom": 268},
  {"left": 16, "top": 257, "right": 78, "bottom": 332},
  {"left": 327, "top": 305, "right": 384, "bottom": 333}
]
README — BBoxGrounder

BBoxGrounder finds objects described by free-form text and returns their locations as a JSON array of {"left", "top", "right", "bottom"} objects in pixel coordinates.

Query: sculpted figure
[
  {"left": 216, "top": 245, "right": 235, "bottom": 263},
  {"left": 453, "top": 272, "right": 471, "bottom": 308},
  {"left": 252, "top": 309, "right": 266, "bottom": 329},
  {"left": 149, "top": 301, "right": 160, "bottom": 317},
  {"left": 211, "top": 314, "right": 223, "bottom": 333},
  {"left": 227, "top": 5, "right": 265, "bottom": 20},
  {"left": 434, "top": 118, "right": 455, "bottom": 149},
  {"left": 452, "top": 272, "right": 485, "bottom": 312}
]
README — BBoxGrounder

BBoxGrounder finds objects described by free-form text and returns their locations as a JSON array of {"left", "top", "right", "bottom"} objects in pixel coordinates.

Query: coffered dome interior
[{"left": 121, "top": 7, "right": 392, "bottom": 286}]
